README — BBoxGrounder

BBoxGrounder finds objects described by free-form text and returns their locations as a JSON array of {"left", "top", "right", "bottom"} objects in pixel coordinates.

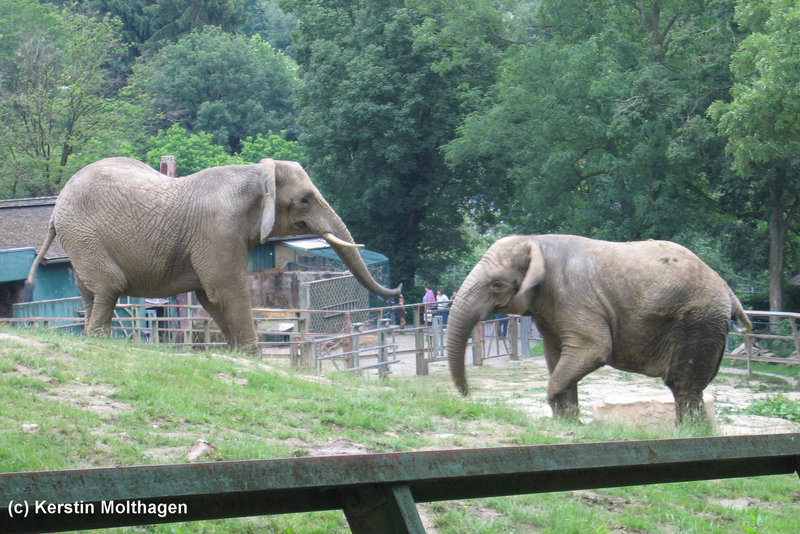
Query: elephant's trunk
[
  {"left": 321, "top": 213, "right": 402, "bottom": 297},
  {"left": 445, "top": 273, "right": 487, "bottom": 396}
]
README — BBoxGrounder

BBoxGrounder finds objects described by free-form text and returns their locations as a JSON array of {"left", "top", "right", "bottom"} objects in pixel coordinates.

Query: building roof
[
  {"left": 281, "top": 237, "right": 389, "bottom": 265},
  {"left": 0, "top": 197, "right": 66, "bottom": 260}
]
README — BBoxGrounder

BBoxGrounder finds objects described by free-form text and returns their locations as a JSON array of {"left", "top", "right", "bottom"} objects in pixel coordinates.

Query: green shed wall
[{"left": 0, "top": 248, "right": 36, "bottom": 283}]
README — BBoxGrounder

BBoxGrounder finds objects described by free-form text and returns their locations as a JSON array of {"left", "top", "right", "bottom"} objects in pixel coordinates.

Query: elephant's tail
[
  {"left": 23, "top": 221, "right": 56, "bottom": 302},
  {"left": 730, "top": 291, "right": 752, "bottom": 333}
]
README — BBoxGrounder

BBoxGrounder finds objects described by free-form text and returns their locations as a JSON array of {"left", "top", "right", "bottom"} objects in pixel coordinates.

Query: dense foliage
[
  {"left": 127, "top": 27, "right": 298, "bottom": 152},
  {"left": 1, "top": 0, "right": 799, "bottom": 307}
]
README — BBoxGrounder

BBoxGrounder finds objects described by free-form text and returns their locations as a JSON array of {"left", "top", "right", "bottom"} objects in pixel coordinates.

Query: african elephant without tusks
[
  {"left": 446, "top": 234, "right": 752, "bottom": 425},
  {"left": 26, "top": 157, "right": 401, "bottom": 354}
]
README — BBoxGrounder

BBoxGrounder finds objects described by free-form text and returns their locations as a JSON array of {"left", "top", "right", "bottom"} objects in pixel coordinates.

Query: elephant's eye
[
  {"left": 300, "top": 194, "right": 312, "bottom": 205},
  {"left": 489, "top": 281, "right": 504, "bottom": 292}
]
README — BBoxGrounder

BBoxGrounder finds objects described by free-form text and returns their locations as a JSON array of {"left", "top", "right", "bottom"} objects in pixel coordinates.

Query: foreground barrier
[{"left": 2, "top": 434, "right": 798, "bottom": 533}]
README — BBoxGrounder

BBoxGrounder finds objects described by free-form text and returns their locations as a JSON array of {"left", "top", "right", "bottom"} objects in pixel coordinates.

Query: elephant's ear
[
  {"left": 518, "top": 240, "right": 546, "bottom": 295},
  {"left": 259, "top": 158, "right": 277, "bottom": 243}
]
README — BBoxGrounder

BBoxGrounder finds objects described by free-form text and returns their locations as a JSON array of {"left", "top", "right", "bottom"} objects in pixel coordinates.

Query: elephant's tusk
[{"left": 322, "top": 232, "right": 364, "bottom": 248}]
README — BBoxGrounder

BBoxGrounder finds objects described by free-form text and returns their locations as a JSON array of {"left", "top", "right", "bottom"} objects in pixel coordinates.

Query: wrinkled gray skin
[
  {"left": 447, "top": 234, "right": 752, "bottom": 424},
  {"left": 27, "top": 157, "right": 401, "bottom": 354}
]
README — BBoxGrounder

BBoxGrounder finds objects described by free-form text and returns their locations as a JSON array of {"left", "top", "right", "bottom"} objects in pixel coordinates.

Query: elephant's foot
[
  {"left": 548, "top": 382, "right": 580, "bottom": 420},
  {"left": 231, "top": 341, "right": 260, "bottom": 357},
  {"left": 549, "top": 400, "right": 580, "bottom": 420},
  {"left": 85, "top": 325, "right": 112, "bottom": 338},
  {"left": 674, "top": 397, "right": 712, "bottom": 431}
]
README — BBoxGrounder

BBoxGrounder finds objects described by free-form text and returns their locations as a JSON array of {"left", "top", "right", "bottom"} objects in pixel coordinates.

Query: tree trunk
[
  {"left": 768, "top": 204, "right": 786, "bottom": 312},
  {"left": 767, "top": 180, "right": 800, "bottom": 312}
]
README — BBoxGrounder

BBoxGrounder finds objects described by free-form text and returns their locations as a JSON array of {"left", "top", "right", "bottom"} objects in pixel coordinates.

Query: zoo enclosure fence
[
  {"left": 3, "top": 299, "right": 540, "bottom": 375},
  {"left": 5, "top": 306, "right": 800, "bottom": 382},
  {"left": 725, "top": 310, "right": 800, "bottom": 383}
]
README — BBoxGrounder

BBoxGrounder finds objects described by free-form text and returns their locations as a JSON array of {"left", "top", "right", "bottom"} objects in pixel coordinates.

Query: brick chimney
[{"left": 160, "top": 155, "right": 177, "bottom": 177}]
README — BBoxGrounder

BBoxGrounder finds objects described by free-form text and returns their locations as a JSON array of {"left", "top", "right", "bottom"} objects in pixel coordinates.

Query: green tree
[
  {"left": 81, "top": 0, "right": 153, "bottom": 60},
  {"left": 144, "top": 124, "right": 236, "bottom": 174},
  {"left": 709, "top": 0, "right": 800, "bottom": 311},
  {"left": 244, "top": 0, "right": 295, "bottom": 50},
  {"left": 145, "top": 126, "right": 303, "bottom": 174},
  {"left": 283, "top": 0, "right": 489, "bottom": 291},
  {"left": 0, "top": 1, "right": 141, "bottom": 197},
  {"left": 127, "top": 27, "right": 298, "bottom": 153},
  {"left": 145, "top": 0, "right": 246, "bottom": 43},
  {"left": 239, "top": 131, "right": 304, "bottom": 163},
  {"left": 443, "top": 0, "right": 741, "bottom": 243}
]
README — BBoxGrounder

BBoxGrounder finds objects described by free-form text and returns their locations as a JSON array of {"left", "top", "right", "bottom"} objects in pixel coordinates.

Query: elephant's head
[
  {"left": 258, "top": 159, "right": 401, "bottom": 297},
  {"left": 447, "top": 235, "right": 544, "bottom": 395}
]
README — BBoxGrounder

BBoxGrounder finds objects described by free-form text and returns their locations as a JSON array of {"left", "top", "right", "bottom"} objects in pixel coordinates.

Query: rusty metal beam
[{"left": 1, "top": 434, "right": 798, "bottom": 533}]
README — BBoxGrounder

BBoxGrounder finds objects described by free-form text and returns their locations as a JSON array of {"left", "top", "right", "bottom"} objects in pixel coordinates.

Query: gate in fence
[
  {"left": 419, "top": 313, "right": 540, "bottom": 370},
  {"left": 300, "top": 275, "right": 371, "bottom": 333},
  {"left": 311, "top": 319, "right": 399, "bottom": 375}
]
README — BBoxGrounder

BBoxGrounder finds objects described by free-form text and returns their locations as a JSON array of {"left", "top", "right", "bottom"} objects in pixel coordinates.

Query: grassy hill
[{"left": 1, "top": 326, "right": 798, "bottom": 533}]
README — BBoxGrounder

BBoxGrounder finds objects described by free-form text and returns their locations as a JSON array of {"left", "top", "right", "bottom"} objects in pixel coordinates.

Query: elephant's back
[
  {"left": 60, "top": 157, "right": 169, "bottom": 195},
  {"left": 55, "top": 158, "right": 182, "bottom": 222},
  {"left": 52, "top": 157, "right": 189, "bottom": 254},
  {"left": 537, "top": 235, "right": 733, "bottom": 321}
]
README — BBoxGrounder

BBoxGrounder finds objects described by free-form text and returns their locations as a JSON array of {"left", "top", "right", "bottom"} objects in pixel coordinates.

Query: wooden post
[
  {"left": 509, "top": 315, "right": 519, "bottom": 360},
  {"left": 415, "top": 328, "right": 427, "bottom": 375},
  {"left": 472, "top": 325, "right": 484, "bottom": 366}
]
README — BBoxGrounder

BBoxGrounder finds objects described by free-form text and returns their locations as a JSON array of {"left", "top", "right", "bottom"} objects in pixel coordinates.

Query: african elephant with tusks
[
  {"left": 446, "top": 234, "right": 751, "bottom": 425},
  {"left": 26, "top": 157, "right": 401, "bottom": 354}
]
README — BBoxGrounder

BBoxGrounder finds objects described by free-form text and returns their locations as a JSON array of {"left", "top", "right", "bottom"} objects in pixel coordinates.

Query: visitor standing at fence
[
  {"left": 436, "top": 288, "right": 450, "bottom": 325},
  {"left": 397, "top": 296, "right": 406, "bottom": 329},
  {"left": 423, "top": 285, "right": 435, "bottom": 325}
]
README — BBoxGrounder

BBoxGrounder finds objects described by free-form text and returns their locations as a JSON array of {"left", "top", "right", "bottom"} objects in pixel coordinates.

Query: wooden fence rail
[
  {"left": 6, "top": 306, "right": 800, "bottom": 380},
  {"left": 2, "top": 434, "right": 798, "bottom": 533},
  {"left": 725, "top": 310, "right": 800, "bottom": 381},
  {"left": 1, "top": 303, "right": 541, "bottom": 376}
]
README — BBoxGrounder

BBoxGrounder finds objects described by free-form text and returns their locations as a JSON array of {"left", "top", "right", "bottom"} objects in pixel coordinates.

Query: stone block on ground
[{"left": 592, "top": 393, "right": 716, "bottom": 430}]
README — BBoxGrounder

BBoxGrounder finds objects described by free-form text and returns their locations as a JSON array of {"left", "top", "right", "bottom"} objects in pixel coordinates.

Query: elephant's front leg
[
  {"left": 196, "top": 282, "right": 259, "bottom": 355},
  {"left": 546, "top": 330, "right": 610, "bottom": 419}
]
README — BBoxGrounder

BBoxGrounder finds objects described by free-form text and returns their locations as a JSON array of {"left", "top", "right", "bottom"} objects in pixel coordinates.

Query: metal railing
[{"left": 2, "top": 434, "right": 797, "bottom": 533}]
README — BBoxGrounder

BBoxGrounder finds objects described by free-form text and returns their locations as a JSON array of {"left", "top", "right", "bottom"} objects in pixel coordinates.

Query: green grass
[
  {"left": 1, "top": 326, "right": 798, "bottom": 533},
  {"left": 745, "top": 394, "right": 800, "bottom": 422}
]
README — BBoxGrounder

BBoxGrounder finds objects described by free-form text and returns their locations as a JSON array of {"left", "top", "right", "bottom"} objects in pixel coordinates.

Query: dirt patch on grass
[
  {"left": 0, "top": 331, "right": 48, "bottom": 350},
  {"left": 384, "top": 334, "right": 800, "bottom": 435},
  {"left": 45, "top": 382, "right": 132, "bottom": 418}
]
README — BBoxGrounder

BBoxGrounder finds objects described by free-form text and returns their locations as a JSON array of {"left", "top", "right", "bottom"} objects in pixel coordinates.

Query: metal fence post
[{"left": 431, "top": 315, "right": 444, "bottom": 362}]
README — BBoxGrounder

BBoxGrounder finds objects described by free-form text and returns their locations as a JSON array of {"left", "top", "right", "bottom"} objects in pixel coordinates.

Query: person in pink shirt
[{"left": 423, "top": 284, "right": 435, "bottom": 325}]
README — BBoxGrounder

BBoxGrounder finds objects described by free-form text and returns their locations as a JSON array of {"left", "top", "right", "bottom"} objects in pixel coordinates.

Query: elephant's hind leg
[
  {"left": 84, "top": 292, "right": 120, "bottom": 337},
  {"left": 662, "top": 319, "right": 727, "bottom": 426},
  {"left": 71, "top": 256, "right": 128, "bottom": 337},
  {"left": 74, "top": 275, "right": 95, "bottom": 326}
]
